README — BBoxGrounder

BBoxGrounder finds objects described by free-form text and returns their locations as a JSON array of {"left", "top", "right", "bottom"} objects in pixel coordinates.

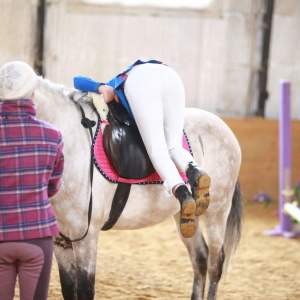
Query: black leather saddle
[{"left": 103, "top": 101, "right": 155, "bottom": 179}]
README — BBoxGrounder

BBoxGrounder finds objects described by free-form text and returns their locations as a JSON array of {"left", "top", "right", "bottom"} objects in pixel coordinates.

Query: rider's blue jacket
[{"left": 73, "top": 59, "right": 162, "bottom": 118}]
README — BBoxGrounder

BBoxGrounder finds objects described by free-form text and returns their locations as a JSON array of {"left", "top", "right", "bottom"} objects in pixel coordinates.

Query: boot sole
[
  {"left": 194, "top": 174, "right": 211, "bottom": 216},
  {"left": 180, "top": 199, "right": 196, "bottom": 238}
]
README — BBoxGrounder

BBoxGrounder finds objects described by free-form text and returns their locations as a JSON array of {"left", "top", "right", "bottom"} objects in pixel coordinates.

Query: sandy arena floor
[{"left": 15, "top": 202, "right": 300, "bottom": 300}]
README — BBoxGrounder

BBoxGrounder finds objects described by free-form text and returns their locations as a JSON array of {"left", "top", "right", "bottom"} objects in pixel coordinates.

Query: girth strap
[{"left": 101, "top": 183, "right": 131, "bottom": 231}]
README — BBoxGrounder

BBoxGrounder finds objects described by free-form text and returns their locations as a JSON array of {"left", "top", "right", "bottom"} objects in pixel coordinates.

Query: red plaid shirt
[{"left": 0, "top": 99, "right": 64, "bottom": 241}]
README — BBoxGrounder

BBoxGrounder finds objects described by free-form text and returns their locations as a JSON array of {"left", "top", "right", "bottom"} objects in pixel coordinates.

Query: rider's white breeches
[{"left": 124, "top": 63, "right": 196, "bottom": 196}]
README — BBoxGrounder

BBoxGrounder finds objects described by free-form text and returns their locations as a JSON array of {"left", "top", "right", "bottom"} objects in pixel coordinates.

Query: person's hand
[{"left": 98, "top": 85, "right": 119, "bottom": 103}]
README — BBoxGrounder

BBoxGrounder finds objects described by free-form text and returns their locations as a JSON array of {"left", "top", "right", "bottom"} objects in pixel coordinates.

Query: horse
[{"left": 35, "top": 76, "right": 242, "bottom": 300}]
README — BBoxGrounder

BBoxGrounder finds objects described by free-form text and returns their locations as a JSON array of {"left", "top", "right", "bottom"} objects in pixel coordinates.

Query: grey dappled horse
[{"left": 35, "top": 77, "right": 242, "bottom": 300}]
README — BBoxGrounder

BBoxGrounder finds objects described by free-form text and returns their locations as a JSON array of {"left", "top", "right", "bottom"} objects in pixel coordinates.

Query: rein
[{"left": 59, "top": 103, "right": 96, "bottom": 243}]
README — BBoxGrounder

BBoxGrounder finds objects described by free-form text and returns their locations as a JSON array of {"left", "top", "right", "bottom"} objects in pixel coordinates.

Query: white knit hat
[{"left": 0, "top": 61, "right": 37, "bottom": 100}]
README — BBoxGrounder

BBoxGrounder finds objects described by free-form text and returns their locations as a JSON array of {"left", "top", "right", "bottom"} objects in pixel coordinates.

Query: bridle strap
[{"left": 59, "top": 104, "right": 95, "bottom": 243}]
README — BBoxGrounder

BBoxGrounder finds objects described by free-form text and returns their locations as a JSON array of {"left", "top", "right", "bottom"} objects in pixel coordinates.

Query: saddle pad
[{"left": 93, "top": 118, "right": 193, "bottom": 184}]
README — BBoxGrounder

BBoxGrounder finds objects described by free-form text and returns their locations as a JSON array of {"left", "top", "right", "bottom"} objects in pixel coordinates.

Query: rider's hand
[{"left": 98, "top": 85, "right": 119, "bottom": 103}]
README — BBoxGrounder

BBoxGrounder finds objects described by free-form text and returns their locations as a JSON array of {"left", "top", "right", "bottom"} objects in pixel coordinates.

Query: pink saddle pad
[{"left": 93, "top": 120, "right": 192, "bottom": 184}]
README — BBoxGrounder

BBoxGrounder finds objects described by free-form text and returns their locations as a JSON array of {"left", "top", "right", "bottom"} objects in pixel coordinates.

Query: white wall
[
  {"left": 43, "top": 0, "right": 263, "bottom": 117},
  {"left": 1, "top": 0, "right": 299, "bottom": 119},
  {"left": 0, "top": 0, "right": 37, "bottom": 66},
  {"left": 266, "top": 0, "right": 300, "bottom": 119}
]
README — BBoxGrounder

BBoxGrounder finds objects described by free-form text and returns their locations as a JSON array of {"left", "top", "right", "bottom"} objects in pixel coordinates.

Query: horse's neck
[
  {"left": 35, "top": 79, "right": 95, "bottom": 196},
  {"left": 35, "top": 79, "right": 81, "bottom": 133}
]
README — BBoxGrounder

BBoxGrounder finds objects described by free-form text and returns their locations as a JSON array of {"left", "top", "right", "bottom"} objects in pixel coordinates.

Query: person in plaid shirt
[
  {"left": 0, "top": 61, "right": 64, "bottom": 300},
  {"left": 74, "top": 60, "right": 211, "bottom": 239}
]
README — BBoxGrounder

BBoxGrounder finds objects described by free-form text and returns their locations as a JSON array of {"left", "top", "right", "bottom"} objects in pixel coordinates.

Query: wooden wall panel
[{"left": 223, "top": 118, "right": 300, "bottom": 202}]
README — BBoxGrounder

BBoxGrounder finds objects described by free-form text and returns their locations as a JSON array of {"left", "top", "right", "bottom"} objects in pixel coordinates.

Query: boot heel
[
  {"left": 186, "top": 163, "right": 211, "bottom": 216},
  {"left": 175, "top": 185, "right": 196, "bottom": 238},
  {"left": 195, "top": 174, "right": 211, "bottom": 216}
]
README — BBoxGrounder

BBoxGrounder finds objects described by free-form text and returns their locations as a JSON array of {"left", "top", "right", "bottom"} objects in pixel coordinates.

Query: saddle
[{"left": 103, "top": 101, "right": 155, "bottom": 179}]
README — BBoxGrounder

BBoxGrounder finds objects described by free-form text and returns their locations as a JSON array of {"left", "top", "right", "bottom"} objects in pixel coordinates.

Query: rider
[{"left": 74, "top": 59, "right": 211, "bottom": 238}]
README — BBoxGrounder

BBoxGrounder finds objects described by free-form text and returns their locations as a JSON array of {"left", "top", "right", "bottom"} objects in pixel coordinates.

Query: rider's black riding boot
[
  {"left": 186, "top": 162, "right": 211, "bottom": 216},
  {"left": 174, "top": 185, "right": 196, "bottom": 238}
]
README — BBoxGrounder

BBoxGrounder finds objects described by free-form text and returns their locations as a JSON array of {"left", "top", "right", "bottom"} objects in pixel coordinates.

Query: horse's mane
[{"left": 36, "top": 76, "right": 92, "bottom": 108}]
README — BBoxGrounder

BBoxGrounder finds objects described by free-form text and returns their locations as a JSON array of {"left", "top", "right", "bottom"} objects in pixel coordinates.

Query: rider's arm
[
  {"left": 74, "top": 76, "right": 119, "bottom": 103},
  {"left": 73, "top": 76, "right": 103, "bottom": 93}
]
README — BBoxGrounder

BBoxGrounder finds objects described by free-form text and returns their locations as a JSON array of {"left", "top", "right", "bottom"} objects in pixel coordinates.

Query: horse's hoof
[{"left": 180, "top": 199, "right": 197, "bottom": 238}]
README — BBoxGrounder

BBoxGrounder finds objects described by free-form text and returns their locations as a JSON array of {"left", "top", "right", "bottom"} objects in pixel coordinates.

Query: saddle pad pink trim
[{"left": 93, "top": 120, "right": 191, "bottom": 184}]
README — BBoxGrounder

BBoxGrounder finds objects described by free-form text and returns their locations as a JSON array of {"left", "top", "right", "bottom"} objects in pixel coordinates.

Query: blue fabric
[
  {"left": 73, "top": 76, "right": 100, "bottom": 93},
  {"left": 73, "top": 59, "right": 162, "bottom": 118}
]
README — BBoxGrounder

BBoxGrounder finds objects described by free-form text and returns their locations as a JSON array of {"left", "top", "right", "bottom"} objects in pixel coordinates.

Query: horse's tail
[{"left": 222, "top": 179, "right": 243, "bottom": 278}]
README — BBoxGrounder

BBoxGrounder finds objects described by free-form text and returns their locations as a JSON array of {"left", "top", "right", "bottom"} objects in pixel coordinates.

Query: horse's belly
[{"left": 111, "top": 185, "right": 180, "bottom": 230}]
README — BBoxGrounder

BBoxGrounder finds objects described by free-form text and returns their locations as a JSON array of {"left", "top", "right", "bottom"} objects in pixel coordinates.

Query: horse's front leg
[
  {"left": 73, "top": 234, "right": 99, "bottom": 300},
  {"left": 173, "top": 214, "right": 208, "bottom": 300},
  {"left": 54, "top": 232, "right": 99, "bottom": 300},
  {"left": 54, "top": 235, "right": 77, "bottom": 300}
]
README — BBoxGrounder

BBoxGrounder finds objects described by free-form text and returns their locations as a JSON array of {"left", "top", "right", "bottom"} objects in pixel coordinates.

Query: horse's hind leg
[
  {"left": 206, "top": 242, "right": 225, "bottom": 300},
  {"left": 173, "top": 214, "right": 208, "bottom": 300},
  {"left": 54, "top": 235, "right": 76, "bottom": 299},
  {"left": 204, "top": 214, "right": 228, "bottom": 300}
]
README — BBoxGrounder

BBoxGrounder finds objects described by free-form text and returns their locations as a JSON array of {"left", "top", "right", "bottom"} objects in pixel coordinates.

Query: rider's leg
[
  {"left": 124, "top": 63, "right": 196, "bottom": 238},
  {"left": 158, "top": 65, "right": 211, "bottom": 216},
  {"left": 124, "top": 63, "right": 184, "bottom": 195}
]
